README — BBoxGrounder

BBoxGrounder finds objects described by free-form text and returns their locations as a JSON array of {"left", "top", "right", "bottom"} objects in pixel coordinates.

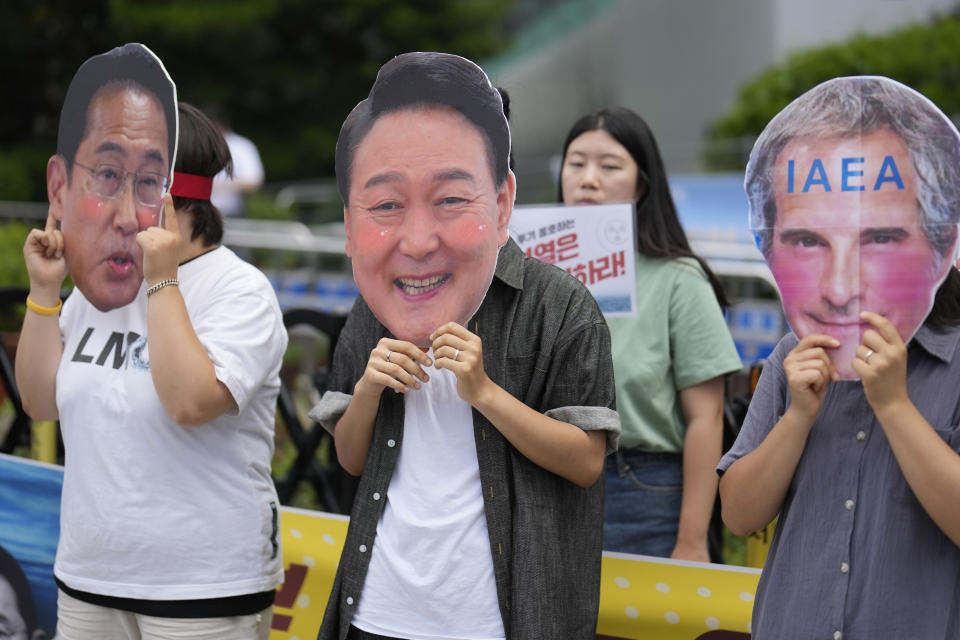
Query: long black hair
[{"left": 558, "top": 106, "right": 729, "bottom": 309}]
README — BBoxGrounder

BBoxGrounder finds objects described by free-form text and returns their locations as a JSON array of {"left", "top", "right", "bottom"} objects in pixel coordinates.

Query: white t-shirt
[
  {"left": 54, "top": 246, "right": 288, "bottom": 600},
  {"left": 211, "top": 131, "right": 264, "bottom": 217},
  {"left": 353, "top": 352, "right": 504, "bottom": 640}
]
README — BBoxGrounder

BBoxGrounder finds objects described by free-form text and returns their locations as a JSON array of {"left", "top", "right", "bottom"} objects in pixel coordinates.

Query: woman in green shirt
[{"left": 558, "top": 107, "right": 741, "bottom": 561}]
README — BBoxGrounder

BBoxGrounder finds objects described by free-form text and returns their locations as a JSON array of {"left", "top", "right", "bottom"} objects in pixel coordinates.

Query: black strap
[
  {"left": 56, "top": 578, "right": 274, "bottom": 618},
  {"left": 347, "top": 625, "right": 410, "bottom": 640}
]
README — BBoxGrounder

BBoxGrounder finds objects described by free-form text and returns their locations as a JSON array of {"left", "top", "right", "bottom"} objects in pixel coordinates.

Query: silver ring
[
  {"left": 453, "top": 348, "right": 460, "bottom": 361},
  {"left": 385, "top": 350, "right": 392, "bottom": 362},
  {"left": 864, "top": 348, "right": 873, "bottom": 363}
]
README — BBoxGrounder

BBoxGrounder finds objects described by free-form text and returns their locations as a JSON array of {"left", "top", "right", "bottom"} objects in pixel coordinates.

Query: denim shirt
[
  {"left": 718, "top": 324, "right": 960, "bottom": 640},
  {"left": 310, "top": 239, "right": 620, "bottom": 640}
]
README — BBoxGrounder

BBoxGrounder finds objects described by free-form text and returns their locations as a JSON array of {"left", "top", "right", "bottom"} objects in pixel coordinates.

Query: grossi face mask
[{"left": 745, "top": 76, "right": 960, "bottom": 379}]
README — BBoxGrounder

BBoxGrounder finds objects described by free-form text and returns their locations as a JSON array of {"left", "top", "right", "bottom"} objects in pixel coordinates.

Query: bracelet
[
  {"left": 25, "top": 296, "right": 63, "bottom": 316},
  {"left": 146, "top": 279, "right": 179, "bottom": 297}
]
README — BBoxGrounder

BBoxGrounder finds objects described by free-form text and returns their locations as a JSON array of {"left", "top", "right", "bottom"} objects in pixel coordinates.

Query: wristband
[
  {"left": 146, "top": 279, "right": 179, "bottom": 297},
  {"left": 25, "top": 296, "right": 62, "bottom": 316}
]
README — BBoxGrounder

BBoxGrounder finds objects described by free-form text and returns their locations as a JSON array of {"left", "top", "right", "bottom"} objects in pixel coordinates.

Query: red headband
[{"left": 170, "top": 172, "right": 214, "bottom": 200}]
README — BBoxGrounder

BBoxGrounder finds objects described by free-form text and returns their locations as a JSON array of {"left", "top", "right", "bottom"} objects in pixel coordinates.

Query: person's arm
[
  {"left": 15, "top": 209, "right": 66, "bottom": 420},
  {"left": 333, "top": 338, "right": 431, "bottom": 476},
  {"left": 720, "top": 334, "right": 839, "bottom": 536},
  {"left": 136, "top": 199, "right": 234, "bottom": 427},
  {"left": 854, "top": 311, "right": 960, "bottom": 546},
  {"left": 672, "top": 376, "right": 724, "bottom": 562},
  {"left": 432, "top": 322, "right": 606, "bottom": 488}
]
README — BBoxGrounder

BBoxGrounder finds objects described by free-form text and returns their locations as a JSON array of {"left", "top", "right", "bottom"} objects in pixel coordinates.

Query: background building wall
[{"left": 488, "top": 0, "right": 956, "bottom": 202}]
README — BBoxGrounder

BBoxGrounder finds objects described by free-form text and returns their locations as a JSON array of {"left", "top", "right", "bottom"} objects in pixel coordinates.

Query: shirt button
[
  {"left": 359, "top": 544, "right": 367, "bottom": 553},
  {"left": 856, "top": 431, "right": 866, "bottom": 441},
  {"left": 346, "top": 597, "right": 354, "bottom": 605},
  {"left": 834, "top": 632, "right": 842, "bottom": 640},
  {"left": 840, "top": 562, "right": 849, "bottom": 574},
  {"left": 845, "top": 499, "right": 854, "bottom": 511},
  {"left": 387, "top": 439, "right": 396, "bottom": 448},
  {"left": 373, "top": 492, "right": 381, "bottom": 501}
]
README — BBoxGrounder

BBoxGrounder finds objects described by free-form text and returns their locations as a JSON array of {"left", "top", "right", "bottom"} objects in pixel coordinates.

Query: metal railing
[{"left": 222, "top": 218, "right": 347, "bottom": 255}]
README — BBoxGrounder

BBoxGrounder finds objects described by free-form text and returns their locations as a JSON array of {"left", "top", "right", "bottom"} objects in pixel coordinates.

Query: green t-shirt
[{"left": 607, "top": 254, "right": 741, "bottom": 452}]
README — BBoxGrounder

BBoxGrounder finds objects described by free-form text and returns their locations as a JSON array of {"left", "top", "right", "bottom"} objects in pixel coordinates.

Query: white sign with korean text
[{"left": 509, "top": 203, "right": 636, "bottom": 316}]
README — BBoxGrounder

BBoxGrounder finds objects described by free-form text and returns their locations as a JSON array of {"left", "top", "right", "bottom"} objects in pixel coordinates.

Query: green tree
[
  {"left": 0, "top": 0, "right": 512, "bottom": 201},
  {"left": 704, "top": 11, "right": 960, "bottom": 171}
]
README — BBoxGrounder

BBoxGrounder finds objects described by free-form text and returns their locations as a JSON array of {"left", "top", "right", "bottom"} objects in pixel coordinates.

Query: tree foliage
[
  {"left": 0, "top": 0, "right": 512, "bottom": 201},
  {"left": 704, "top": 11, "right": 960, "bottom": 171}
]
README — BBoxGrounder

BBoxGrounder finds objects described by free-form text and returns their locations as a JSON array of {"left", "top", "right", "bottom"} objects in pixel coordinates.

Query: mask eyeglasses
[{"left": 74, "top": 162, "right": 169, "bottom": 208}]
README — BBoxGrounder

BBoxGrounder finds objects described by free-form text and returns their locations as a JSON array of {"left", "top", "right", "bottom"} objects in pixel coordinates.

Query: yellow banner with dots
[
  {"left": 597, "top": 552, "right": 759, "bottom": 639},
  {"left": 270, "top": 508, "right": 760, "bottom": 640},
  {"left": 270, "top": 507, "right": 348, "bottom": 639},
  {"left": 0, "top": 453, "right": 757, "bottom": 638}
]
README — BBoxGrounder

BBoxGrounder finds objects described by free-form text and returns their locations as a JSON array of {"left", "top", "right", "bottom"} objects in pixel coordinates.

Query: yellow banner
[
  {"left": 271, "top": 507, "right": 348, "bottom": 638},
  {"left": 271, "top": 508, "right": 759, "bottom": 639},
  {"left": 597, "top": 552, "right": 757, "bottom": 639}
]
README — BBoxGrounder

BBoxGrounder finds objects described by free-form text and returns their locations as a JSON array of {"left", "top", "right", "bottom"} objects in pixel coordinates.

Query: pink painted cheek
[
  {"left": 769, "top": 255, "right": 822, "bottom": 315},
  {"left": 441, "top": 220, "right": 499, "bottom": 264},
  {"left": 136, "top": 206, "right": 161, "bottom": 229},
  {"left": 78, "top": 195, "right": 107, "bottom": 219},
  {"left": 351, "top": 222, "right": 396, "bottom": 252},
  {"left": 445, "top": 217, "right": 495, "bottom": 245},
  {"left": 349, "top": 223, "right": 398, "bottom": 280},
  {"left": 861, "top": 250, "right": 940, "bottom": 320}
]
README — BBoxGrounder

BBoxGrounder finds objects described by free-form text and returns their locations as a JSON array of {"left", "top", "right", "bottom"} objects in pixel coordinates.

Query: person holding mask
[
  {"left": 719, "top": 76, "right": 960, "bottom": 639},
  {"left": 559, "top": 107, "right": 741, "bottom": 561},
  {"left": 16, "top": 82, "right": 286, "bottom": 638},
  {"left": 311, "top": 52, "right": 619, "bottom": 640}
]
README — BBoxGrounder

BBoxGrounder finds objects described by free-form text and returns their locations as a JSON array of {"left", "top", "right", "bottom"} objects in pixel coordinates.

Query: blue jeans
[{"left": 603, "top": 449, "right": 683, "bottom": 557}]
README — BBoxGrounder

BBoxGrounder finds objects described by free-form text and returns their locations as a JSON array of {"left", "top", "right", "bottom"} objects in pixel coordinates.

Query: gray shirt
[
  {"left": 718, "top": 324, "right": 960, "bottom": 640},
  {"left": 311, "top": 239, "right": 620, "bottom": 640}
]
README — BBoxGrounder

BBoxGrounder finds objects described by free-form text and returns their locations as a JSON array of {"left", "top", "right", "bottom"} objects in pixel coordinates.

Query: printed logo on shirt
[
  {"left": 129, "top": 335, "right": 150, "bottom": 370},
  {"left": 70, "top": 327, "right": 147, "bottom": 370}
]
